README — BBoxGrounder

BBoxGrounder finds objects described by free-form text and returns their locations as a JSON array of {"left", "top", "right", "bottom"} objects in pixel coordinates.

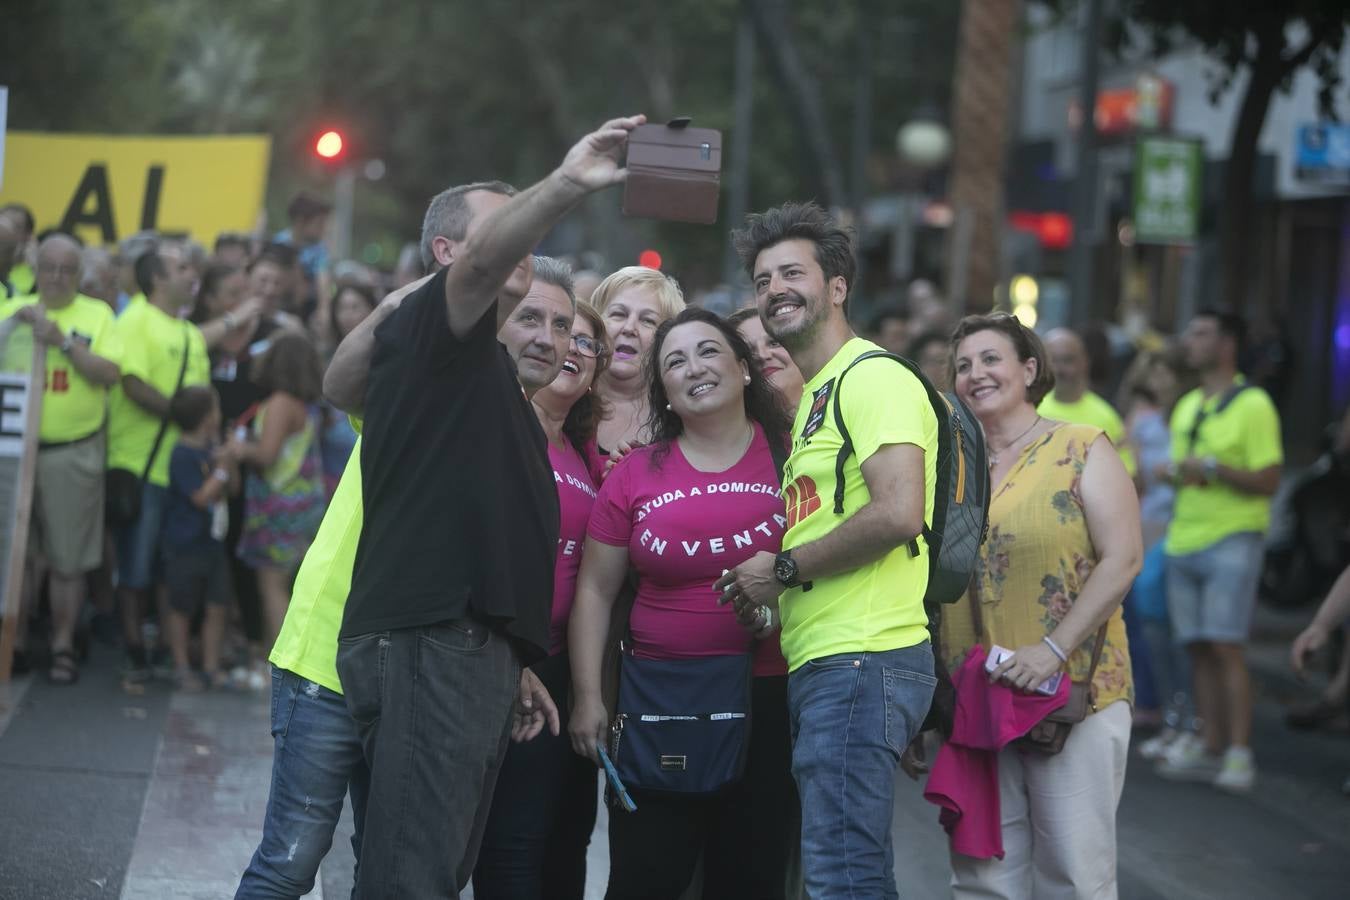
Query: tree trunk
[
  {"left": 945, "top": 0, "right": 1021, "bottom": 314},
  {"left": 743, "top": 0, "right": 848, "bottom": 209},
  {"left": 1218, "top": 35, "right": 1283, "bottom": 314}
]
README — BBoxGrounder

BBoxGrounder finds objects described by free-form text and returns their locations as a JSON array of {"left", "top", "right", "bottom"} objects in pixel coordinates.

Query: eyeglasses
[{"left": 571, "top": 333, "right": 603, "bottom": 358}]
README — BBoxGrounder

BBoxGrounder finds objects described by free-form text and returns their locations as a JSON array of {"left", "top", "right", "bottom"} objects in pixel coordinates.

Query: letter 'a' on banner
[{"left": 0, "top": 319, "right": 44, "bottom": 688}]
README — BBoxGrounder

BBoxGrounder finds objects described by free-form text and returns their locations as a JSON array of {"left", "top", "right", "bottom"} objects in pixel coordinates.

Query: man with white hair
[{"left": 0, "top": 234, "right": 122, "bottom": 683}]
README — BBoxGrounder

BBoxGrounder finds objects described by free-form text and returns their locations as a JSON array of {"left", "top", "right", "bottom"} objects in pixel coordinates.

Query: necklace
[{"left": 988, "top": 415, "right": 1042, "bottom": 469}]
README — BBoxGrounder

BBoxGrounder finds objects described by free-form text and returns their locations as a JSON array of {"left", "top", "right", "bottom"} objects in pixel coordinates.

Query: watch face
[{"left": 775, "top": 556, "right": 795, "bottom": 583}]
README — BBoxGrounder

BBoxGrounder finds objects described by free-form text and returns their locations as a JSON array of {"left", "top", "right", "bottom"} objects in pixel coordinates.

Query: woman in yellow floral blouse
[{"left": 943, "top": 314, "right": 1142, "bottom": 899}]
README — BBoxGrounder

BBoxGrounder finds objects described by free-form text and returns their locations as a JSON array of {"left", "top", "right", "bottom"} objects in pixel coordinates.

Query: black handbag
[
  {"left": 106, "top": 326, "right": 191, "bottom": 527},
  {"left": 610, "top": 651, "right": 753, "bottom": 796}
]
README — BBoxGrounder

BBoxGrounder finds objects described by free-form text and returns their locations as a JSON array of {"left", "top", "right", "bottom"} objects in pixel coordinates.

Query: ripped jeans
[{"left": 236, "top": 667, "right": 369, "bottom": 900}]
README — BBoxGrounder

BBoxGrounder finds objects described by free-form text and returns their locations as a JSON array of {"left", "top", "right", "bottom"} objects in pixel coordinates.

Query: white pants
[{"left": 950, "top": 700, "right": 1132, "bottom": 900}]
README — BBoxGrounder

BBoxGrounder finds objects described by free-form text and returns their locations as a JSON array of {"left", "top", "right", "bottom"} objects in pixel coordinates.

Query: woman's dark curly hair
[
  {"left": 642, "top": 306, "right": 792, "bottom": 466},
  {"left": 561, "top": 301, "right": 613, "bottom": 452}
]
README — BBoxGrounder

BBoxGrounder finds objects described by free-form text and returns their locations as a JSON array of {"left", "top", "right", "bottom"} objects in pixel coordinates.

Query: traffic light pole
[
  {"left": 333, "top": 165, "right": 355, "bottom": 262},
  {"left": 1068, "top": 0, "right": 1102, "bottom": 326}
]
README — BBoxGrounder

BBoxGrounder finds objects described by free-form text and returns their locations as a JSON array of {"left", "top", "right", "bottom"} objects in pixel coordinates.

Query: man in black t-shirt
[{"left": 325, "top": 114, "right": 646, "bottom": 899}]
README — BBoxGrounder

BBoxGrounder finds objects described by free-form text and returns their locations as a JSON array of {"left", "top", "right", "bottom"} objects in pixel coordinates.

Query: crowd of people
[{"left": 0, "top": 109, "right": 1340, "bottom": 900}]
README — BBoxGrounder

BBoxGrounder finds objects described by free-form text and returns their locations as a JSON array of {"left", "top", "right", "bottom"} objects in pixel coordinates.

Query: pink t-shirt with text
[
  {"left": 550, "top": 441, "right": 598, "bottom": 654},
  {"left": 587, "top": 424, "right": 788, "bottom": 676}
]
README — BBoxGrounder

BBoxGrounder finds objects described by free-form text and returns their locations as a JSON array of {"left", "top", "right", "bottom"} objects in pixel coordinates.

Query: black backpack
[
  {"left": 831, "top": 350, "right": 991, "bottom": 606},
  {"left": 832, "top": 350, "right": 991, "bottom": 738}
]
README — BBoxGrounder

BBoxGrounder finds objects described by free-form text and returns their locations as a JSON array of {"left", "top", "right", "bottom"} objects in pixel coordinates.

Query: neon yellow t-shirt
[
  {"left": 270, "top": 434, "right": 363, "bottom": 694},
  {"left": 107, "top": 301, "right": 210, "bottom": 486},
  {"left": 8, "top": 262, "right": 35, "bottom": 298},
  {"left": 778, "top": 337, "right": 938, "bottom": 671},
  {"left": 0, "top": 295, "right": 123, "bottom": 442},
  {"left": 1165, "top": 379, "right": 1283, "bottom": 555},
  {"left": 1038, "top": 390, "right": 1135, "bottom": 476}
]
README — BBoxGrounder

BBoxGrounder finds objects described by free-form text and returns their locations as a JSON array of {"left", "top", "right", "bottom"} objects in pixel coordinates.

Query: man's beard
[{"left": 766, "top": 291, "right": 827, "bottom": 354}]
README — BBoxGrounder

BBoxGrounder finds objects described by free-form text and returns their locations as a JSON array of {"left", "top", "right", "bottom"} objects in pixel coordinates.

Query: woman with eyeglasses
[
  {"left": 568, "top": 307, "right": 800, "bottom": 900},
  {"left": 472, "top": 302, "right": 611, "bottom": 900}
]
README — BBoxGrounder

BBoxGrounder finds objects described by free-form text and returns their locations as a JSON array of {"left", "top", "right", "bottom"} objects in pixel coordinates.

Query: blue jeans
[
  {"left": 112, "top": 481, "right": 168, "bottom": 590},
  {"left": 788, "top": 643, "right": 936, "bottom": 900},
  {"left": 236, "top": 668, "right": 369, "bottom": 900}
]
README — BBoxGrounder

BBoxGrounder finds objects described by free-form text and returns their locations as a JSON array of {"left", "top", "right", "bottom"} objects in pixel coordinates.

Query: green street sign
[{"left": 1134, "top": 137, "right": 1201, "bottom": 244}]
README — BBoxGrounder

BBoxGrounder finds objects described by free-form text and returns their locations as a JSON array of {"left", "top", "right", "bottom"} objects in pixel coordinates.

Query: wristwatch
[
  {"left": 774, "top": 550, "right": 802, "bottom": 588},
  {"left": 1202, "top": 456, "right": 1219, "bottom": 484},
  {"left": 60, "top": 334, "right": 74, "bottom": 354}
]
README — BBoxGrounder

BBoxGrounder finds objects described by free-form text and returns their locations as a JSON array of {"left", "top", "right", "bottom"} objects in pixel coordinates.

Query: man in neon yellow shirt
[
  {"left": 720, "top": 202, "right": 938, "bottom": 899},
  {"left": 107, "top": 242, "right": 210, "bottom": 679},
  {"left": 1, "top": 234, "right": 122, "bottom": 684},
  {"left": 235, "top": 437, "right": 368, "bottom": 897},
  {"left": 0, "top": 204, "right": 36, "bottom": 297},
  {"left": 1040, "top": 327, "right": 1136, "bottom": 475},
  {"left": 1155, "top": 310, "right": 1282, "bottom": 793},
  {"left": 0, "top": 213, "right": 22, "bottom": 300}
]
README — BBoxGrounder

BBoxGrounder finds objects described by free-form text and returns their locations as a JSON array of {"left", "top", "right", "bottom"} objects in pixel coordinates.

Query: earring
[
  {"left": 665, "top": 403, "right": 672, "bottom": 411},
  {"left": 744, "top": 375, "right": 751, "bottom": 385}
]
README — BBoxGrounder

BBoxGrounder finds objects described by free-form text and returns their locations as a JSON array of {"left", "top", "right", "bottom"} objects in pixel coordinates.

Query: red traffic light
[
  {"left": 638, "top": 249, "right": 662, "bottom": 270},
  {"left": 315, "top": 130, "right": 345, "bottom": 160}
]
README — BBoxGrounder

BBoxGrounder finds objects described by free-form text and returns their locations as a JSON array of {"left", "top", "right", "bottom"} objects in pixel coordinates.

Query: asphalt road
[{"left": 1, "top": 635, "right": 1347, "bottom": 900}]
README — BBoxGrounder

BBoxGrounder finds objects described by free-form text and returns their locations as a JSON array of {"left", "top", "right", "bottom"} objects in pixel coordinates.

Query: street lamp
[{"left": 896, "top": 111, "right": 952, "bottom": 170}]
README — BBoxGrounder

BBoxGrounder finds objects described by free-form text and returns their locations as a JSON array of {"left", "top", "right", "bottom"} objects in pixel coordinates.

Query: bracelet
[
  {"left": 222, "top": 312, "right": 238, "bottom": 330},
  {"left": 1042, "top": 635, "right": 1068, "bottom": 663},
  {"left": 211, "top": 467, "right": 231, "bottom": 483}
]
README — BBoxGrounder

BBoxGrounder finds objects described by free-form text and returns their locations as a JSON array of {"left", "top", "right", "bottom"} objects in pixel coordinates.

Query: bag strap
[
  {"left": 1186, "top": 382, "right": 1249, "bottom": 456},
  {"left": 830, "top": 349, "right": 924, "bottom": 557},
  {"left": 139, "top": 325, "right": 192, "bottom": 482}
]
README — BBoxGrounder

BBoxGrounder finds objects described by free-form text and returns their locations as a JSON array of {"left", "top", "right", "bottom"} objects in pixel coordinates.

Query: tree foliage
[{"left": 2, "top": 0, "right": 958, "bottom": 288}]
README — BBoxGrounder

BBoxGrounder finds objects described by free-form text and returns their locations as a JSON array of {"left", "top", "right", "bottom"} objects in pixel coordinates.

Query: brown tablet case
[{"left": 622, "top": 118, "right": 722, "bottom": 225}]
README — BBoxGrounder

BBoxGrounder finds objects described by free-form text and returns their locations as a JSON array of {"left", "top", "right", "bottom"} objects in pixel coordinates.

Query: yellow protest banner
[{"left": 0, "top": 132, "right": 271, "bottom": 247}]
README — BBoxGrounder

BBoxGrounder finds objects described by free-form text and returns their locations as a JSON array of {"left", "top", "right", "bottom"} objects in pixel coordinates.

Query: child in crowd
[
  {"left": 164, "top": 385, "right": 239, "bottom": 690},
  {"left": 229, "top": 332, "right": 327, "bottom": 663}
]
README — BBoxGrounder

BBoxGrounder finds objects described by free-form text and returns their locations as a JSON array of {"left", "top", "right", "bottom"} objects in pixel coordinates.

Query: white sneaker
[
  {"left": 1138, "top": 728, "right": 1180, "bottom": 761},
  {"left": 1156, "top": 733, "right": 1221, "bottom": 781},
  {"left": 1213, "top": 746, "right": 1256, "bottom": 793}
]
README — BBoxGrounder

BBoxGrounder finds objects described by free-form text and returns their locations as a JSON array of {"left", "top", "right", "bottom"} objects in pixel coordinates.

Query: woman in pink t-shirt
[
  {"left": 569, "top": 307, "right": 800, "bottom": 900},
  {"left": 474, "top": 301, "right": 611, "bottom": 899}
]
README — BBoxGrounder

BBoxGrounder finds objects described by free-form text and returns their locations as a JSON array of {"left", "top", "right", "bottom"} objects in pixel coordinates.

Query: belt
[{"left": 38, "top": 429, "right": 102, "bottom": 451}]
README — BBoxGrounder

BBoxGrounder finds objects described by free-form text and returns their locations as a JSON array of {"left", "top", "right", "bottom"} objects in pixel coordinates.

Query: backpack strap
[{"left": 830, "top": 349, "right": 926, "bottom": 557}]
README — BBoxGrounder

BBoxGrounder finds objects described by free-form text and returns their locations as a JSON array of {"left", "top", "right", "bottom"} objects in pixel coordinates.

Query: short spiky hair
[
  {"left": 529, "top": 254, "right": 577, "bottom": 311},
  {"left": 420, "top": 181, "right": 518, "bottom": 270},
  {"left": 732, "top": 201, "right": 857, "bottom": 307}
]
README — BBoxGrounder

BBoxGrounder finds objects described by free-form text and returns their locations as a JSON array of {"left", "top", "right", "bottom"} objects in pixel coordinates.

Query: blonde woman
[{"left": 584, "top": 266, "right": 685, "bottom": 481}]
